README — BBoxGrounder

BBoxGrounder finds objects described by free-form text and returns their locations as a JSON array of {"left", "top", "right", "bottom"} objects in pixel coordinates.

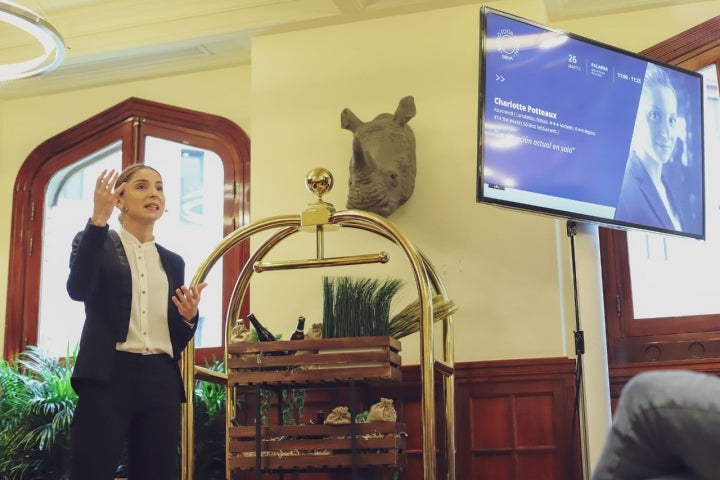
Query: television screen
[{"left": 477, "top": 7, "right": 705, "bottom": 239}]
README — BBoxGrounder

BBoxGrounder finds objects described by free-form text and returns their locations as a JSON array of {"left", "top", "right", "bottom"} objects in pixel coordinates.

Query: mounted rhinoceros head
[{"left": 341, "top": 96, "right": 417, "bottom": 217}]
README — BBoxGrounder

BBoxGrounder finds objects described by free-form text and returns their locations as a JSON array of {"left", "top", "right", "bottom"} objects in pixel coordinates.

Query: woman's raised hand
[{"left": 90, "top": 169, "right": 123, "bottom": 226}]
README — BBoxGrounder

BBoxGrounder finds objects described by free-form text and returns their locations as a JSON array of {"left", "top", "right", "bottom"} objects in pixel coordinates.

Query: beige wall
[
  {"left": 247, "top": 3, "right": 599, "bottom": 468},
  {"left": 249, "top": 3, "right": 566, "bottom": 362},
  {"left": 247, "top": 1, "right": 716, "bottom": 468},
  {"left": 1, "top": 0, "right": 718, "bottom": 473}
]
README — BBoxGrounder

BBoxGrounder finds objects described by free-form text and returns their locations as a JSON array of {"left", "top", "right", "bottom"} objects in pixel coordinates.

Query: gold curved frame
[{"left": 180, "top": 205, "right": 455, "bottom": 480}]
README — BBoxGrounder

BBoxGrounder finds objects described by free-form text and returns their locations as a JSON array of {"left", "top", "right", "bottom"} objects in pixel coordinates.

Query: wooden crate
[
  {"left": 227, "top": 336, "right": 402, "bottom": 385},
  {"left": 228, "top": 422, "right": 407, "bottom": 471}
]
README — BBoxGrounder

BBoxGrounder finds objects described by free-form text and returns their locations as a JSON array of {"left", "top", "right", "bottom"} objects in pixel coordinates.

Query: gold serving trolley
[{"left": 179, "top": 168, "right": 456, "bottom": 480}]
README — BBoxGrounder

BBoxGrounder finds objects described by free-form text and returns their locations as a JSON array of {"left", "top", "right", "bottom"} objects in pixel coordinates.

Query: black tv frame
[{"left": 477, "top": 7, "right": 706, "bottom": 240}]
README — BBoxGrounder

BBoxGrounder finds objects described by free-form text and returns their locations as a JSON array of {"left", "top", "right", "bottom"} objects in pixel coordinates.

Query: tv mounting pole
[{"left": 567, "top": 220, "right": 591, "bottom": 480}]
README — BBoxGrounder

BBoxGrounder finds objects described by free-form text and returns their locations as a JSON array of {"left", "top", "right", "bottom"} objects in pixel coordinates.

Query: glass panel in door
[
  {"left": 38, "top": 142, "right": 122, "bottom": 356},
  {"left": 145, "top": 136, "right": 224, "bottom": 348}
]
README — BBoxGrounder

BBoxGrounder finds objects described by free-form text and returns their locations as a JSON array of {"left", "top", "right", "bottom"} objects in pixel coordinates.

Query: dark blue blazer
[
  {"left": 614, "top": 152, "right": 688, "bottom": 232},
  {"left": 66, "top": 222, "right": 197, "bottom": 393}
]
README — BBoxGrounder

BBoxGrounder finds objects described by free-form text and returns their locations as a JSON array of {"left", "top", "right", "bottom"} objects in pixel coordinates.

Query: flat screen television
[{"left": 477, "top": 7, "right": 705, "bottom": 240}]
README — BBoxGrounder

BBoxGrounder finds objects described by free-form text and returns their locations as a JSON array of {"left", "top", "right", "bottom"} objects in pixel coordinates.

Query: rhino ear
[
  {"left": 393, "top": 96, "right": 416, "bottom": 126},
  {"left": 341, "top": 108, "right": 363, "bottom": 132}
]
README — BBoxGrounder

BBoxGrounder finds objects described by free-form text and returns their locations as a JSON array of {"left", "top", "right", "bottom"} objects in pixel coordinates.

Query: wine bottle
[
  {"left": 247, "top": 313, "right": 276, "bottom": 343},
  {"left": 287, "top": 316, "right": 306, "bottom": 355},
  {"left": 291, "top": 316, "right": 306, "bottom": 341}
]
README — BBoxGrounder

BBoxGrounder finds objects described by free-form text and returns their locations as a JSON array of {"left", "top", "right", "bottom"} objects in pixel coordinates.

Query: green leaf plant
[
  {"left": 192, "top": 356, "right": 227, "bottom": 480},
  {"left": 322, "top": 276, "right": 404, "bottom": 338},
  {"left": 0, "top": 345, "right": 77, "bottom": 480},
  {"left": 0, "top": 346, "right": 229, "bottom": 480}
]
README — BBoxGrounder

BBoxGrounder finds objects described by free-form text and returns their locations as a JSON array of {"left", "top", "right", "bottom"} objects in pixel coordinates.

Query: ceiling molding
[
  {"left": 0, "top": 0, "right": 717, "bottom": 99},
  {"left": 544, "top": 0, "right": 711, "bottom": 21}
]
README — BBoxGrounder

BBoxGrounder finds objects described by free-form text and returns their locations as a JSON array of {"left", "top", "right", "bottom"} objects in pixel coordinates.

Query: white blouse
[{"left": 116, "top": 226, "right": 173, "bottom": 357}]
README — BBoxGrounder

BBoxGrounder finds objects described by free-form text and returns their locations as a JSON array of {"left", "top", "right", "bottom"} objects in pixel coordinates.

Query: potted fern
[
  {"left": 193, "top": 357, "right": 227, "bottom": 480},
  {"left": 0, "top": 346, "right": 228, "bottom": 480},
  {"left": 0, "top": 346, "right": 78, "bottom": 480}
]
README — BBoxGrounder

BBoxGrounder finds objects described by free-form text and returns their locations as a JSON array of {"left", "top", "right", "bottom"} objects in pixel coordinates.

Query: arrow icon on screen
[{"left": 496, "top": 74, "right": 505, "bottom": 82}]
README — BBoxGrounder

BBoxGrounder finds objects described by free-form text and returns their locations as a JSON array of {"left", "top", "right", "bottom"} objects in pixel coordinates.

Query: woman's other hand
[{"left": 172, "top": 283, "right": 208, "bottom": 322}]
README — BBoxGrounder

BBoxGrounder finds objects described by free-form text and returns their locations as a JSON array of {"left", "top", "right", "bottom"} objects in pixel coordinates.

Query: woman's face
[
  {"left": 117, "top": 167, "right": 165, "bottom": 224},
  {"left": 637, "top": 83, "right": 678, "bottom": 165}
]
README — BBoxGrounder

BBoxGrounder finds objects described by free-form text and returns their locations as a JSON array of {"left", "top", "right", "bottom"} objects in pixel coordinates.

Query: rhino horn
[
  {"left": 341, "top": 108, "right": 363, "bottom": 132},
  {"left": 393, "top": 96, "right": 416, "bottom": 127},
  {"left": 351, "top": 144, "right": 376, "bottom": 171}
]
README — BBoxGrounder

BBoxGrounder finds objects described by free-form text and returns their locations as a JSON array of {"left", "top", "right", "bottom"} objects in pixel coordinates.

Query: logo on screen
[{"left": 497, "top": 28, "right": 519, "bottom": 60}]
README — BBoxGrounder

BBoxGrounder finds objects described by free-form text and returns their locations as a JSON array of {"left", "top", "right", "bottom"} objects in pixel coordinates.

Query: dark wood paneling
[
  {"left": 454, "top": 358, "right": 579, "bottom": 480},
  {"left": 234, "top": 357, "right": 580, "bottom": 479}
]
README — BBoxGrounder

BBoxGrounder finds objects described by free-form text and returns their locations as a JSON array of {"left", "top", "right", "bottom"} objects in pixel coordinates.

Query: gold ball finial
[{"left": 305, "top": 168, "right": 334, "bottom": 200}]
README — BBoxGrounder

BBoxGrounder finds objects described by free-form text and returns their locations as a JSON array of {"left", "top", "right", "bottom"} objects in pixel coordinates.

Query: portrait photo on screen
[{"left": 614, "top": 63, "right": 704, "bottom": 235}]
